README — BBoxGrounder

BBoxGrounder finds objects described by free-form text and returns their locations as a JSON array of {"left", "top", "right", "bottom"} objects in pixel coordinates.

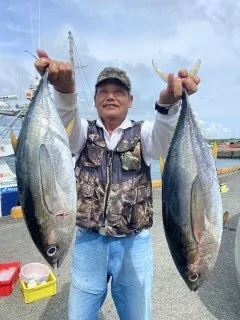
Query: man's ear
[{"left": 128, "top": 94, "right": 133, "bottom": 108}]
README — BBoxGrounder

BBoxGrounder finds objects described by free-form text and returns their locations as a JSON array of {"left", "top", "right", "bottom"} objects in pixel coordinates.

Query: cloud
[
  {"left": 0, "top": 0, "right": 239, "bottom": 137},
  {"left": 200, "top": 123, "right": 233, "bottom": 139}
]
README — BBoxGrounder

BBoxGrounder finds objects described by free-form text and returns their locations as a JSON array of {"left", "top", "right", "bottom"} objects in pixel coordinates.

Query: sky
[{"left": 1, "top": 0, "right": 240, "bottom": 138}]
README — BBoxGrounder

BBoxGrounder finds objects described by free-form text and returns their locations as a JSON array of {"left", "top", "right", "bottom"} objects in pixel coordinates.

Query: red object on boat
[{"left": 0, "top": 261, "right": 21, "bottom": 296}]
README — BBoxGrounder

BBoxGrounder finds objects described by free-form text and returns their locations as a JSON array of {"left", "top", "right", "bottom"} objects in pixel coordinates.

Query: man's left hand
[{"left": 158, "top": 70, "right": 200, "bottom": 105}]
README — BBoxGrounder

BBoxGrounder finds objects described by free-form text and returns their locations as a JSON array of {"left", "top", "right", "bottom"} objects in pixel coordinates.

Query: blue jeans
[{"left": 68, "top": 227, "right": 153, "bottom": 320}]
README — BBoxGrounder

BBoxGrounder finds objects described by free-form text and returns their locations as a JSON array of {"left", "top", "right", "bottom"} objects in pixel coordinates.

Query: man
[{"left": 35, "top": 49, "right": 200, "bottom": 320}]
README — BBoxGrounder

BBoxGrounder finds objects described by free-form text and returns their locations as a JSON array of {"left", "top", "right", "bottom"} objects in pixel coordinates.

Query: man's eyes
[{"left": 98, "top": 89, "right": 125, "bottom": 95}]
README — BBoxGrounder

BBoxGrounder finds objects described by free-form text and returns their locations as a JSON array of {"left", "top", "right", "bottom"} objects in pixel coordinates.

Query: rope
[
  {"left": 73, "top": 43, "right": 95, "bottom": 119},
  {"left": 74, "top": 42, "right": 94, "bottom": 97},
  {"left": 56, "top": 39, "right": 69, "bottom": 60}
]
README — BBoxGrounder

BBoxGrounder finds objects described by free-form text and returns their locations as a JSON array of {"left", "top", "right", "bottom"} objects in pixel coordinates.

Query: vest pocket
[
  {"left": 78, "top": 180, "right": 95, "bottom": 198},
  {"left": 80, "top": 142, "right": 105, "bottom": 167},
  {"left": 121, "top": 180, "right": 152, "bottom": 230},
  {"left": 76, "top": 170, "right": 104, "bottom": 228},
  {"left": 120, "top": 142, "right": 141, "bottom": 171},
  {"left": 75, "top": 170, "right": 95, "bottom": 197},
  {"left": 87, "top": 143, "right": 105, "bottom": 166}
]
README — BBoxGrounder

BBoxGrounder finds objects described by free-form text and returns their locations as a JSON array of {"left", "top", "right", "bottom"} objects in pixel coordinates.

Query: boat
[
  {"left": 0, "top": 76, "right": 38, "bottom": 217},
  {"left": 0, "top": 139, "right": 18, "bottom": 217}
]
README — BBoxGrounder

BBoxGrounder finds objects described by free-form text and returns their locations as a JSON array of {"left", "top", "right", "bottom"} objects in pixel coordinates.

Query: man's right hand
[{"left": 34, "top": 49, "right": 75, "bottom": 94}]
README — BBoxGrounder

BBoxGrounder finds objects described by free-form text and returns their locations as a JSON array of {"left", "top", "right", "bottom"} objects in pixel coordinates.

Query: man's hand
[
  {"left": 34, "top": 49, "right": 75, "bottom": 94},
  {"left": 158, "top": 70, "right": 200, "bottom": 105}
]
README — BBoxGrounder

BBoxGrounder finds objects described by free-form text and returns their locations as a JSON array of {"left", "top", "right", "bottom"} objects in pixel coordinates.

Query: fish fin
[
  {"left": 152, "top": 60, "right": 168, "bottom": 82},
  {"left": 191, "top": 174, "right": 206, "bottom": 244},
  {"left": 65, "top": 118, "right": 74, "bottom": 136},
  {"left": 223, "top": 211, "right": 230, "bottom": 225},
  {"left": 39, "top": 144, "right": 59, "bottom": 214},
  {"left": 188, "top": 59, "right": 201, "bottom": 77},
  {"left": 160, "top": 156, "right": 165, "bottom": 175},
  {"left": 10, "top": 130, "right": 18, "bottom": 154}
]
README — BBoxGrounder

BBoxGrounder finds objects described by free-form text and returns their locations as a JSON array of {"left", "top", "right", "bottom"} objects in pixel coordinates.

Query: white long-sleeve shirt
[{"left": 54, "top": 91, "right": 180, "bottom": 165}]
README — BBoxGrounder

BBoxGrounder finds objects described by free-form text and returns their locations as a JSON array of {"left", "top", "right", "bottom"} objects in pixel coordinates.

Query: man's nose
[{"left": 106, "top": 92, "right": 115, "bottom": 100}]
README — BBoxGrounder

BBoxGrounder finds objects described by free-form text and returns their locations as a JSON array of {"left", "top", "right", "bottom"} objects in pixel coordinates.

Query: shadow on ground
[
  {"left": 39, "top": 283, "right": 70, "bottom": 320},
  {"left": 38, "top": 282, "right": 111, "bottom": 320},
  {"left": 198, "top": 213, "right": 240, "bottom": 320}
]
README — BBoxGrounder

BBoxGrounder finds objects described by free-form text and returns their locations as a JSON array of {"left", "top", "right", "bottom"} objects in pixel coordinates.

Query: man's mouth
[{"left": 104, "top": 104, "right": 118, "bottom": 108}]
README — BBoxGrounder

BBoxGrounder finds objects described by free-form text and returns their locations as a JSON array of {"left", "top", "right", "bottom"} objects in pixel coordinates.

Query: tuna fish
[
  {"left": 152, "top": 61, "right": 223, "bottom": 290},
  {"left": 163, "top": 90, "right": 222, "bottom": 290},
  {"left": 10, "top": 71, "right": 77, "bottom": 268}
]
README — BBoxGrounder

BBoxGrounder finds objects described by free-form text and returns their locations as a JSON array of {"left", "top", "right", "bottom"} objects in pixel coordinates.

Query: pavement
[{"left": 1, "top": 171, "right": 240, "bottom": 319}]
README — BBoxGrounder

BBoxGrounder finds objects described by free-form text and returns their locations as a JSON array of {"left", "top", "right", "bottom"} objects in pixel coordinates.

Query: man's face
[{"left": 94, "top": 79, "right": 133, "bottom": 122}]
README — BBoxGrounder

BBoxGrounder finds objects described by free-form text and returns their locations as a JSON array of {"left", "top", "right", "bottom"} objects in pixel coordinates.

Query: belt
[
  {"left": 81, "top": 226, "right": 141, "bottom": 238},
  {"left": 91, "top": 227, "right": 127, "bottom": 237}
]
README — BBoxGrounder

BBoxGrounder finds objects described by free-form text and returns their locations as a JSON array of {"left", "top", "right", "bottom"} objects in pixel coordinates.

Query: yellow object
[
  {"left": 20, "top": 269, "right": 57, "bottom": 303},
  {"left": 159, "top": 156, "right": 165, "bottom": 174},
  {"left": 152, "top": 180, "right": 162, "bottom": 188},
  {"left": 223, "top": 211, "right": 230, "bottom": 224},
  {"left": 10, "top": 130, "right": 18, "bottom": 154},
  {"left": 220, "top": 186, "right": 229, "bottom": 193},
  {"left": 217, "top": 166, "right": 240, "bottom": 175},
  {"left": 219, "top": 183, "right": 229, "bottom": 193},
  {"left": 212, "top": 141, "right": 218, "bottom": 159},
  {"left": 65, "top": 118, "right": 75, "bottom": 136},
  {"left": 11, "top": 206, "right": 23, "bottom": 219}
]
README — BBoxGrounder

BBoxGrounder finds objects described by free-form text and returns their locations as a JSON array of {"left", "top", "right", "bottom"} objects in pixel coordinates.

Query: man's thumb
[{"left": 36, "top": 48, "right": 50, "bottom": 59}]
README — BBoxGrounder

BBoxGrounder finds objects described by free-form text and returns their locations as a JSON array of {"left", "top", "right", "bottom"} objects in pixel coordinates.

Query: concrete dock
[{"left": 1, "top": 171, "right": 240, "bottom": 319}]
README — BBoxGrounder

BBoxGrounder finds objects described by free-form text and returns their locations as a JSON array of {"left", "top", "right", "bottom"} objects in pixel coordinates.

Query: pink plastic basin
[{"left": 20, "top": 263, "right": 50, "bottom": 284}]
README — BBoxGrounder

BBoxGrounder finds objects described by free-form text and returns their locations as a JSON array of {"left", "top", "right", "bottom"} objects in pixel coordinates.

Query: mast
[
  {"left": 68, "top": 31, "right": 87, "bottom": 75},
  {"left": 67, "top": 31, "right": 93, "bottom": 119},
  {"left": 68, "top": 31, "right": 75, "bottom": 81}
]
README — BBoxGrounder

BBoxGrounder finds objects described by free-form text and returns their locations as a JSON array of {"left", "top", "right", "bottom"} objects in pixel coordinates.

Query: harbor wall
[
  {"left": 151, "top": 165, "right": 240, "bottom": 188},
  {"left": 217, "top": 148, "right": 240, "bottom": 158}
]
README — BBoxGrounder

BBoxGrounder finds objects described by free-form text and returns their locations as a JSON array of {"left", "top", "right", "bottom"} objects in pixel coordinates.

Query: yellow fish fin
[
  {"left": 10, "top": 131, "right": 18, "bottom": 154},
  {"left": 65, "top": 118, "right": 75, "bottom": 136},
  {"left": 160, "top": 156, "right": 165, "bottom": 174}
]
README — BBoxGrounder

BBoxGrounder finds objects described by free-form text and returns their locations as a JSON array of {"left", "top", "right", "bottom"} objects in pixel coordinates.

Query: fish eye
[
  {"left": 189, "top": 274, "right": 199, "bottom": 282},
  {"left": 46, "top": 246, "right": 57, "bottom": 257}
]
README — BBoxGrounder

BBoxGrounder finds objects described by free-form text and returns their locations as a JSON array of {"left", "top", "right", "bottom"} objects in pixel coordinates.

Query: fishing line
[
  {"left": 29, "top": 0, "right": 35, "bottom": 53},
  {"left": 38, "top": 0, "right": 41, "bottom": 48},
  {"left": 24, "top": 50, "right": 37, "bottom": 60}
]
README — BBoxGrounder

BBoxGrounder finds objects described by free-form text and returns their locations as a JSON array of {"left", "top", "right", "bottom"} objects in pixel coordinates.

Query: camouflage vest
[{"left": 75, "top": 120, "right": 153, "bottom": 236}]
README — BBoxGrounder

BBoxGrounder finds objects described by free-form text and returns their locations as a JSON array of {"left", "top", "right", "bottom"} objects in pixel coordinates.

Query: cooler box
[
  {"left": 0, "top": 186, "right": 19, "bottom": 217},
  {"left": 0, "top": 261, "right": 21, "bottom": 296}
]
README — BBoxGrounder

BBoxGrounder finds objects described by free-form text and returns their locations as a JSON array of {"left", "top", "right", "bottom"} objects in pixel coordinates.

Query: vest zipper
[{"left": 102, "top": 150, "right": 113, "bottom": 227}]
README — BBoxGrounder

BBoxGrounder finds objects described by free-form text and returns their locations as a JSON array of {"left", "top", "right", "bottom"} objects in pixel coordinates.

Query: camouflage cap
[{"left": 95, "top": 67, "right": 131, "bottom": 91}]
